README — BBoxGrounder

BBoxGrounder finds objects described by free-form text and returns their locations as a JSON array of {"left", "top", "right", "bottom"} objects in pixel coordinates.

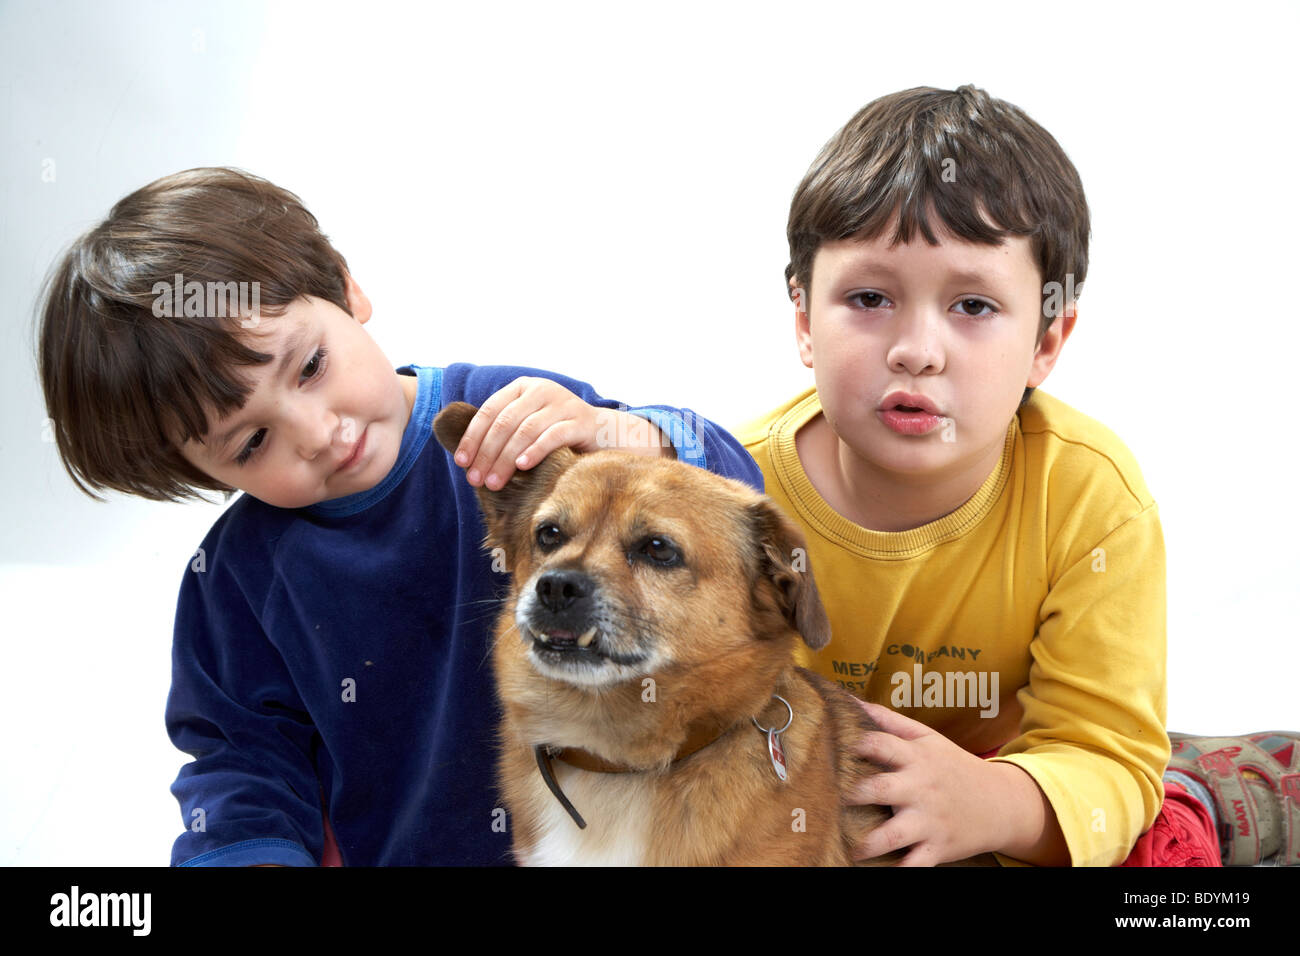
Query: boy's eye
[
  {"left": 847, "top": 292, "right": 997, "bottom": 318},
  {"left": 956, "top": 298, "right": 995, "bottom": 317},
  {"left": 231, "top": 346, "right": 329, "bottom": 467},
  {"left": 849, "top": 291, "right": 888, "bottom": 309},
  {"left": 234, "top": 429, "right": 267, "bottom": 466}
]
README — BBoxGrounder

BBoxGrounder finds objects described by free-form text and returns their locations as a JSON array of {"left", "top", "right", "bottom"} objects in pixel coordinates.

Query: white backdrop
[{"left": 3, "top": 0, "right": 1296, "bottom": 865}]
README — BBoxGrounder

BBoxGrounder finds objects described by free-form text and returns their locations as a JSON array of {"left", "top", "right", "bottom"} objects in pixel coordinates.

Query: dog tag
[{"left": 767, "top": 728, "right": 788, "bottom": 782}]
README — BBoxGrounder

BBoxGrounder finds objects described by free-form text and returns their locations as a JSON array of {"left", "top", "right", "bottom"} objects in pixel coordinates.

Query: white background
[{"left": 3, "top": 0, "right": 1297, "bottom": 865}]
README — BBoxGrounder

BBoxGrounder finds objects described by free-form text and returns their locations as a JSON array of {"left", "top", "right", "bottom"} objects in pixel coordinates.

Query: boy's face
[
  {"left": 176, "top": 277, "right": 418, "bottom": 509},
  {"left": 793, "top": 220, "right": 1073, "bottom": 484}
]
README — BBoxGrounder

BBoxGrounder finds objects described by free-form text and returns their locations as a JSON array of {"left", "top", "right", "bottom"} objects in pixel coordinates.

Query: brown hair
[
  {"left": 36, "top": 167, "right": 352, "bottom": 503},
  {"left": 785, "top": 85, "right": 1089, "bottom": 404}
]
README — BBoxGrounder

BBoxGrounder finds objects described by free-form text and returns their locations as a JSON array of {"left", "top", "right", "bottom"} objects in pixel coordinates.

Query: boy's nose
[
  {"left": 300, "top": 426, "right": 334, "bottom": 462},
  {"left": 887, "top": 308, "right": 945, "bottom": 375},
  {"left": 294, "top": 404, "right": 344, "bottom": 461}
]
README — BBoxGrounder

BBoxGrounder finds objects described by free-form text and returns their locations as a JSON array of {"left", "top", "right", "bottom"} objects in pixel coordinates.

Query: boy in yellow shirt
[{"left": 737, "top": 85, "right": 1297, "bottom": 866}]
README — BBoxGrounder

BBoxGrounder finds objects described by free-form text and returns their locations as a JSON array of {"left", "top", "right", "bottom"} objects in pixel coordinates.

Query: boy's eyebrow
[
  {"left": 209, "top": 327, "right": 312, "bottom": 454},
  {"left": 943, "top": 268, "right": 1010, "bottom": 289},
  {"left": 838, "top": 259, "right": 1013, "bottom": 291}
]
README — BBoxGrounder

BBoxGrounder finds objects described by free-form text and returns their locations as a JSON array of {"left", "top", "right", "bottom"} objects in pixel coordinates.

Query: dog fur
[{"left": 435, "top": 401, "right": 914, "bottom": 866}]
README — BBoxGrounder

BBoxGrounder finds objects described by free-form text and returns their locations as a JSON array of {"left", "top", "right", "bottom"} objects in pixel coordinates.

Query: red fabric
[
  {"left": 319, "top": 785, "right": 342, "bottom": 866},
  {"left": 976, "top": 746, "right": 1221, "bottom": 867},
  {"left": 321, "top": 811, "right": 342, "bottom": 866},
  {"left": 1119, "top": 782, "right": 1222, "bottom": 867}
]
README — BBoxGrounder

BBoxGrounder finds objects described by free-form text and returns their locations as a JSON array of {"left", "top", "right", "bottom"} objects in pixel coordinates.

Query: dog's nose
[{"left": 535, "top": 569, "right": 591, "bottom": 613}]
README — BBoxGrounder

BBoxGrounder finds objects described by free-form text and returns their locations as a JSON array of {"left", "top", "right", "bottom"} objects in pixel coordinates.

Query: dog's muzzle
[
  {"left": 530, "top": 569, "right": 599, "bottom": 648},
  {"left": 516, "top": 569, "right": 650, "bottom": 682},
  {"left": 527, "top": 569, "right": 602, "bottom": 655}
]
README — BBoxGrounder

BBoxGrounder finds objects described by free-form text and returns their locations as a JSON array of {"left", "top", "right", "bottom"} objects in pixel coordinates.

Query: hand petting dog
[{"left": 449, "top": 376, "right": 674, "bottom": 490}]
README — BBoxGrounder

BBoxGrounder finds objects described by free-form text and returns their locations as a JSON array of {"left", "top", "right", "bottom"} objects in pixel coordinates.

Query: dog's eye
[
  {"left": 536, "top": 524, "right": 564, "bottom": 550},
  {"left": 637, "top": 536, "right": 680, "bottom": 566}
]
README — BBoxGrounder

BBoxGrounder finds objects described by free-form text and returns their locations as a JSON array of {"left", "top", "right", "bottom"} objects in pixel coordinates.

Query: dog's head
[{"left": 434, "top": 401, "right": 829, "bottom": 693}]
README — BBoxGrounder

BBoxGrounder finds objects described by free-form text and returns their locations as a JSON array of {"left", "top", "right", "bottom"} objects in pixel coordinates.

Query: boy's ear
[
  {"left": 790, "top": 275, "right": 815, "bottom": 369},
  {"left": 746, "top": 497, "right": 830, "bottom": 650},
  {"left": 788, "top": 275, "right": 807, "bottom": 314},
  {"left": 343, "top": 272, "right": 372, "bottom": 323},
  {"left": 432, "top": 401, "right": 577, "bottom": 556}
]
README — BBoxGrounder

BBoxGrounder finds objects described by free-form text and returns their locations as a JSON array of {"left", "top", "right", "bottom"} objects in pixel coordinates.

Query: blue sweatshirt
[{"left": 165, "top": 362, "right": 764, "bottom": 865}]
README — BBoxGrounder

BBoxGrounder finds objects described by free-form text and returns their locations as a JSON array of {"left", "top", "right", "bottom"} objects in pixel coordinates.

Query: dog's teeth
[
  {"left": 536, "top": 631, "right": 551, "bottom": 643},
  {"left": 577, "top": 628, "right": 597, "bottom": 648}
]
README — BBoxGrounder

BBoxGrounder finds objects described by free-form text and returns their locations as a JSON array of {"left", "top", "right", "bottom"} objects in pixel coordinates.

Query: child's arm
[
  {"left": 450, "top": 376, "right": 673, "bottom": 491},
  {"left": 440, "top": 364, "right": 763, "bottom": 491},
  {"left": 166, "top": 528, "right": 327, "bottom": 868},
  {"left": 847, "top": 503, "right": 1169, "bottom": 867}
]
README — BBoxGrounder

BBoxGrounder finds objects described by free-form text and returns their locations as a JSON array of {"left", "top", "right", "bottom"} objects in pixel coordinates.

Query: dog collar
[
  {"left": 548, "top": 718, "right": 730, "bottom": 773},
  {"left": 534, "top": 745, "right": 590, "bottom": 829},
  {"left": 534, "top": 697, "right": 795, "bottom": 830},
  {"left": 533, "top": 721, "right": 728, "bottom": 832}
]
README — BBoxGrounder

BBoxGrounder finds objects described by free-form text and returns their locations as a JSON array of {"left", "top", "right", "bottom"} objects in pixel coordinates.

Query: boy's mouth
[
  {"left": 878, "top": 392, "right": 947, "bottom": 436},
  {"left": 880, "top": 391, "right": 942, "bottom": 416},
  {"left": 335, "top": 428, "right": 368, "bottom": 472},
  {"left": 879, "top": 407, "right": 945, "bottom": 436}
]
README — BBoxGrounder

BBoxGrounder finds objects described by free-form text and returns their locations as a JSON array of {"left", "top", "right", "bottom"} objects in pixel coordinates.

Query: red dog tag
[{"left": 768, "top": 728, "right": 788, "bottom": 782}]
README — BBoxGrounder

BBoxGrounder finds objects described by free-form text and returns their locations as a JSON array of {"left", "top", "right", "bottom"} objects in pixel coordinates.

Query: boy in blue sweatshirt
[{"left": 36, "top": 167, "right": 762, "bottom": 865}]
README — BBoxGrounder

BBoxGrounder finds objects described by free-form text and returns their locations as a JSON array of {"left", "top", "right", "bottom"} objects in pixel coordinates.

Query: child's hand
[
  {"left": 848, "top": 700, "right": 1019, "bottom": 865},
  {"left": 451, "top": 377, "right": 671, "bottom": 490}
]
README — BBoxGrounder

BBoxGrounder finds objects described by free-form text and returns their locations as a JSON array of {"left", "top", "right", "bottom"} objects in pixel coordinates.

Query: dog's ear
[
  {"left": 746, "top": 498, "right": 831, "bottom": 650},
  {"left": 433, "top": 401, "right": 578, "bottom": 553},
  {"left": 432, "top": 401, "right": 478, "bottom": 457}
]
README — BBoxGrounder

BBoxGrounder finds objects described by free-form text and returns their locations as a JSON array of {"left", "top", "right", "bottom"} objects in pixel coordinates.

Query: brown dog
[{"left": 435, "top": 401, "right": 907, "bottom": 866}]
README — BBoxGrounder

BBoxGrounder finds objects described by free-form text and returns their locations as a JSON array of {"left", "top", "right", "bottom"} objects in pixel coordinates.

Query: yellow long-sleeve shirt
[{"left": 735, "top": 386, "right": 1169, "bottom": 866}]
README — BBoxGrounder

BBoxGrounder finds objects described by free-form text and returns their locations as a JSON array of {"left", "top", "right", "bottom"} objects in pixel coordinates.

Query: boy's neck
[
  {"left": 399, "top": 371, "right": 419, "bottom": 429},
  {"left": 795, "top": 412, "right": 1005, "bottom": 533}
]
